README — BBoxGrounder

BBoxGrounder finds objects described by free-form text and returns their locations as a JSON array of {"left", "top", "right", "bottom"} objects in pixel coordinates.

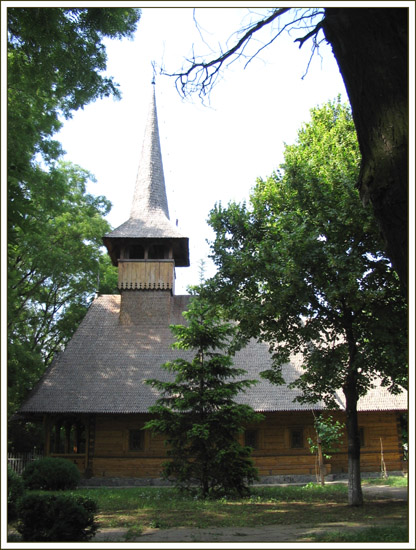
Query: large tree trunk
[
  {"left": 322, "top": 8, "right": 408, "bottom": 294},
  {"left": 343, "top": 379, "right": 363, "bottom": 506},
  {"left": 342, "top": 311, "right": 364, "bottom": 506}
]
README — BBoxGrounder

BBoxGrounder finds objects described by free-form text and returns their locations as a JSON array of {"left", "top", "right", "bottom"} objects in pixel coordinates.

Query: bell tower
[{"left": 102, "top": 84, "right": 189, "bottom": 321}]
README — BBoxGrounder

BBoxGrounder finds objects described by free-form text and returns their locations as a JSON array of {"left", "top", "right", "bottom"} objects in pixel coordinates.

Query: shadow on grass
[
  {"left": 311, "top": 525, "right": 408, "bottom": 543},
  {"left": 96, "top": 498, "right": 407, "bottom": 530}
]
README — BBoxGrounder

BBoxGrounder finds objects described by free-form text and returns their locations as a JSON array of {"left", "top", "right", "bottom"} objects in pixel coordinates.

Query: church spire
[
  {"left": 130, "top": 85, "right": 170, "bottom": 220},
  {"left": 102, "top": 85, "right": 189, "bottom": 271}
]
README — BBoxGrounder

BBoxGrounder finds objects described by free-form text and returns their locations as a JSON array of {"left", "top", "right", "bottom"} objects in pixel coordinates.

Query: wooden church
[{"left": 19, "top": 86, "right": 407, "bottom": 482}]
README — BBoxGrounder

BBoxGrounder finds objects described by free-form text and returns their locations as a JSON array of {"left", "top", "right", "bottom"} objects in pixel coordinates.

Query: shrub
[
  {"left": 22, "top": 457, "right": 80, "bottom": 490},
  {"left": 17, "top": 493, "right": 98, "bottom": 542},
  {"left": 7, "top": 466, "right": 25, "bottom": 521}
]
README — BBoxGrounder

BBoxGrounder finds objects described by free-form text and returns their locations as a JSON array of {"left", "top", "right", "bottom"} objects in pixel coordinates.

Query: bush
[
  {"left": 22, "top": 457, "right": 80, "bottom": 490},
  {"left": 17, "top": 493, "right": 98, "bottom": 542},
  {"left": 7, "top": 466, "right": 25, "bottom": 521}
]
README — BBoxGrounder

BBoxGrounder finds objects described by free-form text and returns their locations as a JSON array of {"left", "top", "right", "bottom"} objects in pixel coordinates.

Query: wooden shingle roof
[
  {"left": 20, "top": 294, "right": 407, "bottom": 415},
  {"left": 103, "top": 86, "right": 189, "bottom": 266}
]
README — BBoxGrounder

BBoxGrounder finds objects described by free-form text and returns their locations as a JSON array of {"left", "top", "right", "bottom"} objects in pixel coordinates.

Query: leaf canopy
[
  {"left": 206, "top": 99, "right": 407, "bottom": 407},
  {"left": 7, "top": 8, "right": 138, "bottom": 415}
]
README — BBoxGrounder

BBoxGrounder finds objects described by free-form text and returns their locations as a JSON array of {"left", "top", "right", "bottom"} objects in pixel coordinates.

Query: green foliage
[
  {"left": 8, "top": 418, "right": 44, "bottom": 454},
  {"left": 207, "top": 98, "right": 407, "bottom": 402},
  {"left": 7, "top": 467, "right": 25, "bottom": 521},
  {"left": 7, "top": 162, "right": 114, "bottom": 415},
  {"left": 311, "top": 525, "right": 408, "bottom": 543},
  {"left": 206, "top": 99, "right": 407, "bottom": 505},
  {"left": 308, "top": 414, "right": 344, "bottom": 459},
  {"left": 7, "top": 7, "right": 138, "bottom": 415},
  {"left": 362, "top": 475, "right": 408, "bottom": 487},
  {"left": 22, "top": 457, "right": 80, "bottom": 490},
  {"left": 125, "top": 525, "right": 144, "bottom": 540},
  {"left": 145, "top": 292, "right": 263, "bottom": 498},
  {"left": 399, "top": 413, "right": 408, "bottom": 461},
  {"left": 97, "top": 254, "right": 119, "bottom": 295},
  {"left": 8, "top": 8, "right": 141, "bottom": 229},
  {"left": 16, "top": 492, "right": 98, "bottom": 541}
]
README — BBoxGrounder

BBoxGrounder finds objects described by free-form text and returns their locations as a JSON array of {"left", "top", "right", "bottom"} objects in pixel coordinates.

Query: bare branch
[
  {"left": 165, "top": 8, "right": 326, "bottom": 100},
  {"left": 241, "top": 11, "right": 323, "bottom": 71},
  {"left": 295, "top": 21, "right": 324, "bottom": 49},
  {"left": 166, "top": 8, "right": 291, "bottom": 99},
  {"left": 301, "top": 29, "right": 326, "bottom": 80},
  {"left": 192, "top": 8, "right": 215, "bottom": 54}
]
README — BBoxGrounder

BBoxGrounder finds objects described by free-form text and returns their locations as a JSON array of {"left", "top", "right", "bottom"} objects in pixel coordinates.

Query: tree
[
  {"left": 7, "top": 8, "right": 137, "bottom": 414},
  {"left": 165, "top": 7, "right": 409, "bottom": 294},
  {"left": 7, "top": 162, "right": 118, "bottom": 415},
  {"left": 8, "top": 7, "right": 141, "bottom": 241},
  {"left": 145, "top": 292, "right": 263, "bottom": 498},
  {"left": 204, "top": 100, "right": 407, "bottom": 506},
  {"left": 307, "top": 414, "right": 344, "bottom": 486}
]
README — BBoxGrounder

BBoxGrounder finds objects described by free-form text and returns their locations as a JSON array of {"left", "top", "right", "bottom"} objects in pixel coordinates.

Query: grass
[
  {"left": 311, "top": 525, "right": 408, "bottom": 543},
  {"left": 362, "top": 475, "right": 408, "bottom": 487},
  {"left": 9, "top": 476, "right": 408, "bottom": 542}
]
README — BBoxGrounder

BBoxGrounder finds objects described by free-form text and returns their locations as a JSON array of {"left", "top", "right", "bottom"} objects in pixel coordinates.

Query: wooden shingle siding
[{"left": 19, "top": 294, "right": 407, "bottom": 415}]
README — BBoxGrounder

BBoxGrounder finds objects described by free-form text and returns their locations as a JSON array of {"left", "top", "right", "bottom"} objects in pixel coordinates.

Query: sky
[{"left": 54, "top": 6, "right": 350, "bottom": 294}]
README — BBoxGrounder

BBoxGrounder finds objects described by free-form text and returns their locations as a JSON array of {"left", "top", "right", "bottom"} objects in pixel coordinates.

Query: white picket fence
[{"left": 7, "top": 450, "right": 44, "bottom": 475}]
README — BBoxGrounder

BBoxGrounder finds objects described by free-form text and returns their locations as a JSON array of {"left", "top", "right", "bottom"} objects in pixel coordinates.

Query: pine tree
[{"left": 145, "top": 291, "right": 263, "bottom": 498}]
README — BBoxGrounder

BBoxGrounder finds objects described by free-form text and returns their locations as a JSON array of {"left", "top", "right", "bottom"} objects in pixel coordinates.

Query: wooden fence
[{"left": 7, "top": 451, "right": 44, "bottom": 475}]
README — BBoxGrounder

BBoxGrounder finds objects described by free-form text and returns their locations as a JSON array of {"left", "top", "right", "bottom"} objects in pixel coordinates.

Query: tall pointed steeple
[
  {"left": 130, "top": 85, "right": 170, "bottom": 220},
  {"left": 103, "top": 85, "right": 189, "bottom": 275}
]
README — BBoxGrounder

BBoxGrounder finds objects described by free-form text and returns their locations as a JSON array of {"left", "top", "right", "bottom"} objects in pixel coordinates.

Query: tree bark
[
  {"left": 344, "top": 379, "right": 363, "bottom": 506},
  {"left": 317, "top": 437, "right": 325, "bottom": 486},
  {"left": 341, "top": 305, "right": 364, "bottom": 506},
  {"left": 322, "top": 8, "right": 408, "bottom": 294}
]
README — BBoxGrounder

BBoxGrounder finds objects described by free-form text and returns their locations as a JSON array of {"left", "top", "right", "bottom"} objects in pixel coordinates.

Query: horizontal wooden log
[{"left": 46, "top": 411, "right": 405, "bottom": 478}]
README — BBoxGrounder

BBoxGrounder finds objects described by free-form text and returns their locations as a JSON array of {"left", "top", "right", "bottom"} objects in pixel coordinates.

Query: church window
[
  {"left": 290, "top": 428, "right": 304, "bottom": 449},
  {"left": 50, "top": 423, "right": 65, "bottom": 454},
  {"left": 129, "top": 429, "right": 144, "bottom": 451},
  {"left": 50, "top": 419, "right": 86, "bottom": 454}
]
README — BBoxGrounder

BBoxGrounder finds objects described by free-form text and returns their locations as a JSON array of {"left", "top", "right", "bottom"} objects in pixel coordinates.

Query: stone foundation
[{"left": 78, "top": 471, "right": 406, "bottom": 487}]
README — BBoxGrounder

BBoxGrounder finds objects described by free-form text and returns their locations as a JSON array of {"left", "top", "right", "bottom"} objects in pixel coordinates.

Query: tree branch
[
  {"left": 294, "top": 20, "right": 324, "bottom": 49},
  {"left": 166, "top": 8, "right": 291, "bottom": 99},
  {"left": 165, "top": 8, "right": 325, "bottom": 100}
]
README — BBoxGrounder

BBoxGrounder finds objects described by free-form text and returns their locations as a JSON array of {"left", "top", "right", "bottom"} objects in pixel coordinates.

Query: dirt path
[
  {"left": 93, "top": 485, "right": 408, "bottom": 543},
  {"left": 94, "top": 522, "right": 379, "bottom": 543}
]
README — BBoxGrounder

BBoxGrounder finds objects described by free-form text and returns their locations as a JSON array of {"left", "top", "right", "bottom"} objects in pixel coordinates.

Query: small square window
[
  {"left": 129, "top": 429, "right": 144, "bottom": 451},
  {"left": 290, "top": 428, "right": 304, "bottom": 449},
  {"left": 245, "top": 430, "right": 258, "bottom": 450}
]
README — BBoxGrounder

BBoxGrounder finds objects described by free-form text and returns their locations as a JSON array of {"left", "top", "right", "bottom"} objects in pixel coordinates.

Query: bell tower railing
[{"left": 117, "top": 259, "right": 174, "bottom": 290}]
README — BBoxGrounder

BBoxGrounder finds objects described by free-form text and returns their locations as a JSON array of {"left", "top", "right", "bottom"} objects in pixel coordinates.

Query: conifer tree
[{"left": 145, "top": 292, "right": 262, "bottom": 498}]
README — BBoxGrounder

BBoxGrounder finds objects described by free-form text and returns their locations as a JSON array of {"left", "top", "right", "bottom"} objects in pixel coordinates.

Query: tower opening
[
  {"left": 129, "top": 244, "right": 145, "bottom": 259},
  {"left": 148, "top": 244, "right": 166, "bottom": 260}
]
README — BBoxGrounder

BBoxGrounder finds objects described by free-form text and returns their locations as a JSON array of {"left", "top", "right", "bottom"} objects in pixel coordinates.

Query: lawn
[{"left": 9, "top": 477, "right": 408, "bottom": 542}]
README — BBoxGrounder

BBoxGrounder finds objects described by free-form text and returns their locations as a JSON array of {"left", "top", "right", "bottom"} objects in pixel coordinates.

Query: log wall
[{"left": 47, "top": 410, "right": 405, "bottom": 478}]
